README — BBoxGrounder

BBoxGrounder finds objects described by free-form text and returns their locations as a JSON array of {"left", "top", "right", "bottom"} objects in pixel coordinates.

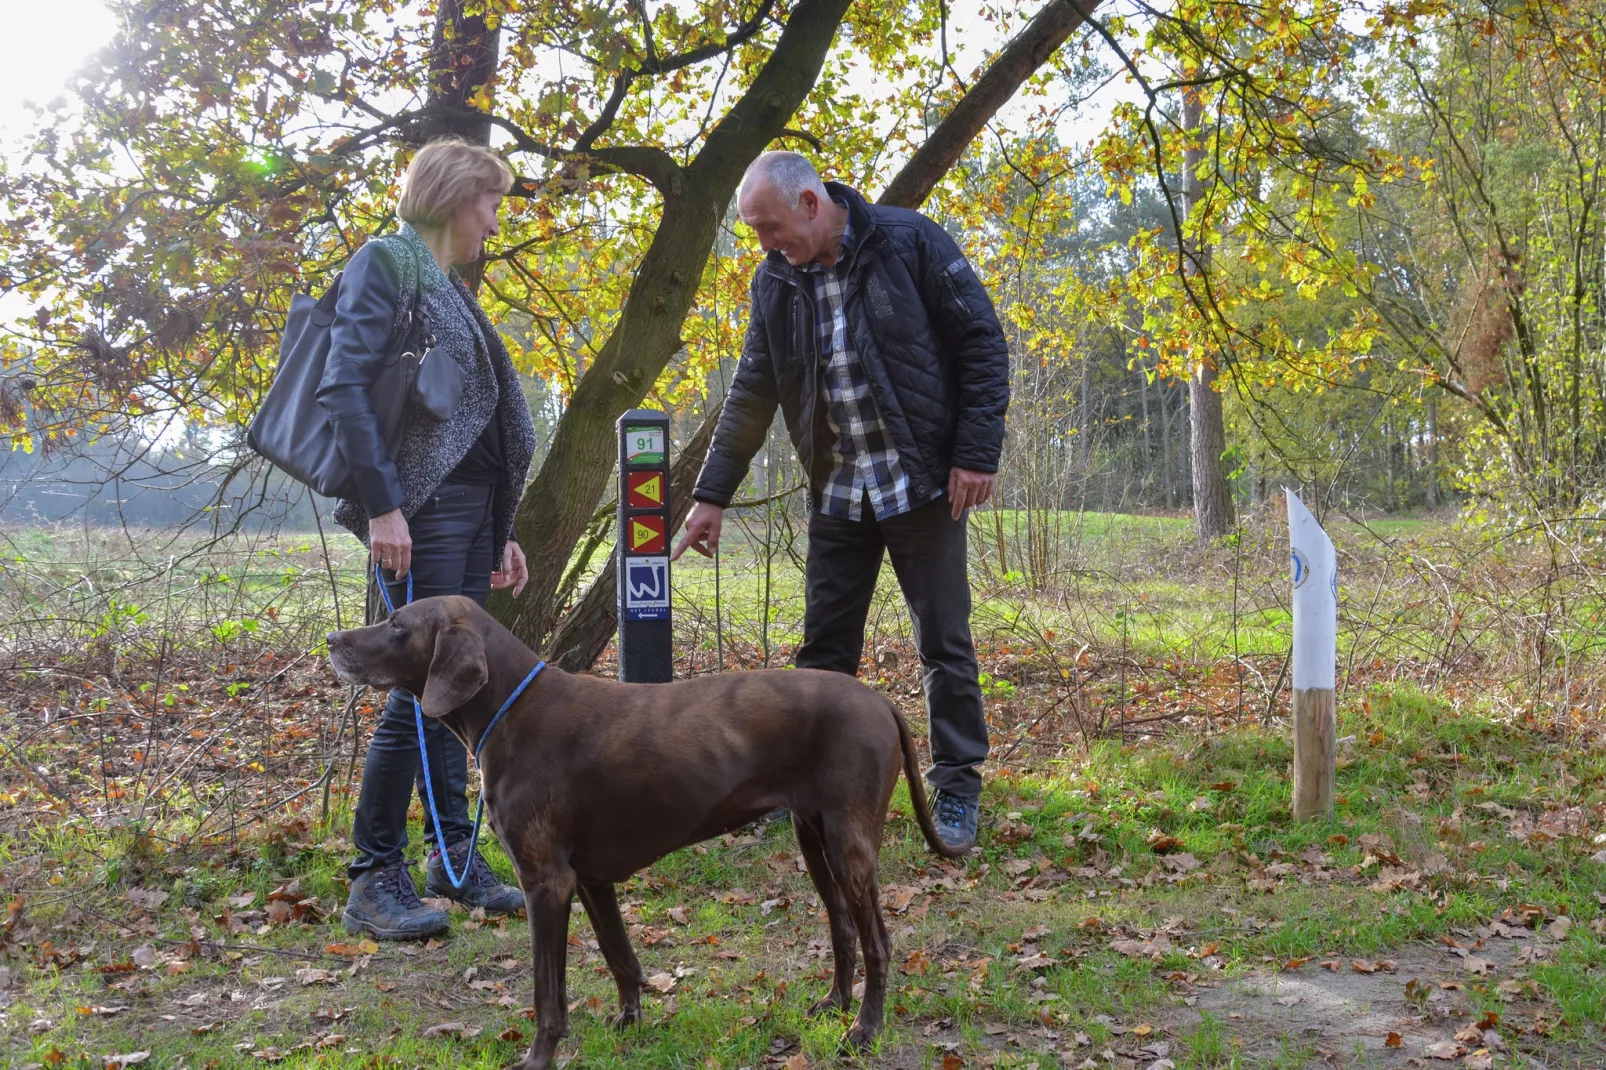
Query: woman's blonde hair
[{"left": 397, "top": 138, "right": 514, "bottom": 229}]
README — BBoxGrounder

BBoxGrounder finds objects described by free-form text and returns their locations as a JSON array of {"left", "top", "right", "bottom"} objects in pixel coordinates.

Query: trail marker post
[
  {"left": 617, "top": 409, "right": 673, "bottom": 683},
  {"left": 1287, "top": 490, "right": 1338, "bottom": 820}
]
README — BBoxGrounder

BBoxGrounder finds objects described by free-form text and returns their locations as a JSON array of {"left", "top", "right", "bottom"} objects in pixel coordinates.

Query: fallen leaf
[
  {"left": 295, "top": 968, "right": 337, "bottom": 986},
  {"left": 1464, "top": 1054, "right": 1494, "bottom": 1070},
  {"left": 77, "top": 1004, "right": 130, "bottom": 1017},
  {"left": 941, "top": 1054, "right": 964, "bottom": 1070},
  {"left": 250, "top": 1047, "right": 285, "bottom": 1062},
  {"left": 227, "top": 892, "right": 256, "bottom": 908},
  {"left": 784, "top": 1055, "right": 809, "bottom": 1070},
  {"left": 1384, "top": 1032, "right": 1402, "bottom": 1048},
  {"left": 125, "top": 888, "right": 167, "bottom": 910},
  {"left": 1282, "top": 957, "right": 1309, "bottom": 970},
  {"left": 1423, "top": 1040, "right": 1465, "bottom": 1059},
  {"left": 1160, "top": 852, "right": 1200, "bottom": 874},
  {"left": 497, "top": 1027, "right": 523, "bottom": 1042},
  {"left": 1146, "top": 831, "right": 1185, "bottom": 854},
  {"left": 1546, "top": 915, "right": 1573, "bottom": 940},
  {"left": 1273, "top": 995, "right": 1303, "bottom": 1006},
  {"left": 1463, "top": 956, "right": 1497, "bottom": 976},
  {"left": 101, "top": 1053, "right": 151, "bottom": 1068},
  {"left": 882, "top": 886, "right": 919, "bottom": 913},
  {"left": 646, "top": 972, "right": 676, "bottom": 993},
  {"left": 422, "top": 1021, "right": 479, "bottom": 1039}
]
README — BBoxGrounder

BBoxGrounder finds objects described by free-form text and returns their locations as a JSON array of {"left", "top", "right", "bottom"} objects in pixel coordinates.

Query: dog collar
[
  {"left": 473, "top": 659, "right": 544, "bottom": 761},
  {"left": 372, "top": 563, "right": 544, "bottom": 761}
]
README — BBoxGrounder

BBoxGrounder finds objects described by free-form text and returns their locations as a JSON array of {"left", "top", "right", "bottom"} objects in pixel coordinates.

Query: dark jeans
[
  {"left": 796, "top": 493, "right": 988, "bottom": 797},
  {"left": 349, "top": 481, "right": 495, "bottom": 878}
]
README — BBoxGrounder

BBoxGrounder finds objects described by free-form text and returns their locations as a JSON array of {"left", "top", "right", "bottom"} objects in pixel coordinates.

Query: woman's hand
[
  {"left": 370, "top": 509, "right": 412, "bottom": 578},
  {"left": 492, "top": 540, "right": 529, "bottom": 598}
]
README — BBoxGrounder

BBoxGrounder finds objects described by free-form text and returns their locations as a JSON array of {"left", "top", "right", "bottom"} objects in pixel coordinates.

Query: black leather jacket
[
  {"left": 315, "top": 242, "right": 409, "bottom": 519},
  {"left": 693, "top": 182, "right": 1010, "bottom": 509}
]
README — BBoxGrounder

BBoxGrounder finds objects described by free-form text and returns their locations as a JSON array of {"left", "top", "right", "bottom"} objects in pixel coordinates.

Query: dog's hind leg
[
  {"left": 577, "top": 880, "right": 648, "bottom": 1028},
  {"left": 794, "top": 814, "right": 858, "bottom": 1017},
  {"left": 824, "top": 821, "right": 891, "bottom": 1052},
  {"left": 513, "top": 866, "right": 577, "bottom": 1070}
]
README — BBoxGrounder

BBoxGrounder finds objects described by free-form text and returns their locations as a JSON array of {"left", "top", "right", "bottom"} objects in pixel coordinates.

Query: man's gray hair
[{"left": 740, "top": 150, "right": 829, "bottom": 209}]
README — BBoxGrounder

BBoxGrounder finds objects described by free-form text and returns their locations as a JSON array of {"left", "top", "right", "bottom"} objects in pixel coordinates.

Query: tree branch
[
  {"left": 575, "top": 0, "right": 781, "bottom": 150},
  {"left": 879, "top": 0, "right": 1105, "bottom": 209}
]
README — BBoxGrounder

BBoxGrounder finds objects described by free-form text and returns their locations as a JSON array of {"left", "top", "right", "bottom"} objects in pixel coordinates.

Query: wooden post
[
  {"left": 1292, "top": 688, "right": 1336, "bottom": 820},
  {"left": 1287, "top": 490, "right": 1337, "bottom": 821}
]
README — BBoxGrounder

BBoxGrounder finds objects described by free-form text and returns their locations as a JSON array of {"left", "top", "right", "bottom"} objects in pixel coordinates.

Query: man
[{"left": 673, "top": 151, "right": 1009, "bottom": 852}]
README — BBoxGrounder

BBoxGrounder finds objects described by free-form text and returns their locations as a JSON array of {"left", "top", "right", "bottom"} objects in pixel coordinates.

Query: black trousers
[
  {"left": 349, "top": 481, "right": 494, "bottom": 878},
  {"left": 795, "top": 493, "right": 988, "bottom": 797}
]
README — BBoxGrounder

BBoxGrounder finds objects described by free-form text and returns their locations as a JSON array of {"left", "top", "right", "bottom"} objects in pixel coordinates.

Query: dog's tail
[{"left": 888, "top": 699, "right": 968, "bottom": 859}]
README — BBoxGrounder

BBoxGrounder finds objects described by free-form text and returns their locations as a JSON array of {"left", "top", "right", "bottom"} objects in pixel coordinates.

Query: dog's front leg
[
  {"left": 511, "top": 867, "right": 578, "bottom": 1070},
  {"left": 577, "top": 880, "right": 648, "bottom": 1028}
]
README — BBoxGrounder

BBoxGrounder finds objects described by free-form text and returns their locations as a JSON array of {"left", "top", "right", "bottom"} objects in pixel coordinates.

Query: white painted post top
[{"left": 1287, "top": 489, "right": 1338, "bottom": 690}]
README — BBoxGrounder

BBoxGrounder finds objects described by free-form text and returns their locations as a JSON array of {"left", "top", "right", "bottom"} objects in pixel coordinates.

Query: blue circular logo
[{"left": 1291, "top": 548, "right": 1309, "bottom": 589}]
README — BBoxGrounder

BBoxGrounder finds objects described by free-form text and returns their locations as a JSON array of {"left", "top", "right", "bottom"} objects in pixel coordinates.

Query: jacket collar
[
  {"left": 397, "top": 224, "right": 458, "bottom": 292},
  {"left": 761, "top": 181, "right": 876, "bottom": 285}
]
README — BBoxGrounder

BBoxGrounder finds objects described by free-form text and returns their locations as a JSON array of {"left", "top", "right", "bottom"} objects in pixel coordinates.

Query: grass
[
  {"left": 5, "top": 508, "right": 1606, "bottom": 1066},
  {"left": 3, "top": 683, "right": 1603, "bottom": 1068}
]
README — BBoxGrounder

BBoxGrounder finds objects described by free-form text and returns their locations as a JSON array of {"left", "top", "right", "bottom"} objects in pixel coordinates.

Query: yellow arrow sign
[
  {"left": 628, "top": 472, "right": 663, "bottom": 507},
  {"left": 630, "top": 517, "right": 666, "bottom": 552}
]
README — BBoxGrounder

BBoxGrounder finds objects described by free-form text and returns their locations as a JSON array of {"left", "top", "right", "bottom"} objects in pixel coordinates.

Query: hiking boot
[
  {"left": 931, "top": 789, "right": 980, "bottom": 854},
  {"left": 343, "top": 860, "right": 449, "bottom": 941},
  {"left": 425, "top": 839, "right": 525, "bottom": 915}
]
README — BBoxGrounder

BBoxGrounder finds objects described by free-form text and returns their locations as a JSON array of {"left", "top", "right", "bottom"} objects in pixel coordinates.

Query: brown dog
[{"left": 327, "top": 595, "right": 962, "bottom": 1069}]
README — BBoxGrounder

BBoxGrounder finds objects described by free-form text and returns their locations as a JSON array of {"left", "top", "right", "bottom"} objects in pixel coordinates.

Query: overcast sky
[{"left": 0, "top": 0, "right": 120, "bottom": 143}]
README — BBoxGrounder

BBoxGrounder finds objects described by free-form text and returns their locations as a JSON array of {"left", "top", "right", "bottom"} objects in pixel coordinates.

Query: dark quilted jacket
[{"left": 692, "top": 182, "right": 1009, "bottom": 510}]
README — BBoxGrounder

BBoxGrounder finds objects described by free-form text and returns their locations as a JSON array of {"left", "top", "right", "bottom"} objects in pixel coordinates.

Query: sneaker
[
  {"left": 343, "top": 860, "right": 450, "bottom": 940},
  {"left": 425, "top": 839, "right": 525, "bottom": 915},
  {"left": 931, "top": 789, "right": 980, "bottom": 854}
]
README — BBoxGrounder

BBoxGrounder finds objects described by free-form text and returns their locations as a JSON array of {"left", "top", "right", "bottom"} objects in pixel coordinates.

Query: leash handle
[{"left": 373, "top": 563, "right": 541, "bottom": 892}]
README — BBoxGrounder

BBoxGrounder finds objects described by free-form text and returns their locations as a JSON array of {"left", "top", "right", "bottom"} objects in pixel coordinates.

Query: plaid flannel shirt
[{"left": 801, "top": 211, "right": 939, "bottom": 522}]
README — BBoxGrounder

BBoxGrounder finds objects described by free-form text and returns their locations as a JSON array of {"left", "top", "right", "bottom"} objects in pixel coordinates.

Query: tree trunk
[
  {"left": 491, "top": 0, "right": 855, "bottom": 650},
  {"left": 1425, "top": 394, "right": 1440, "bottom": 508},
  {"left": 419, "top": 0, "right": 501, "bottom": 292},
  {"left": 1183, "top": 87, "right": 1235, "bottom": 540}
]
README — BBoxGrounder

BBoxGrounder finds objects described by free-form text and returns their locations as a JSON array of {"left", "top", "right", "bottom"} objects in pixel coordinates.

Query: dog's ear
[{"left": 420, "top": 622, "right": 488, "bottom": 717}]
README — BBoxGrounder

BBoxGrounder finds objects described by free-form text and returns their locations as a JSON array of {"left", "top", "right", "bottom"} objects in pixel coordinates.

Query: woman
[{"left": 318, "top": 138, "right": 536, "bottom": 940}]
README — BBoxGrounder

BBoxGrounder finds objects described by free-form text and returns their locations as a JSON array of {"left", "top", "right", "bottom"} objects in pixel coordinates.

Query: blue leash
[{"left": 375, "top": 565, "right": 544, "bottom": 890}]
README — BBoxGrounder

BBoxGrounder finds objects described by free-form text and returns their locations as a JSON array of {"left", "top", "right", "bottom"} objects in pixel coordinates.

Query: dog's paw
[
  {"left": 503, "top": 1058, "right": 543, "bottom": 1070},
  {"left": 841, "top": 1021, "right": 878, "bottom": 1052},
  {"left": 807, "top": 994, "right": 849, "bottom": 1018}
]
